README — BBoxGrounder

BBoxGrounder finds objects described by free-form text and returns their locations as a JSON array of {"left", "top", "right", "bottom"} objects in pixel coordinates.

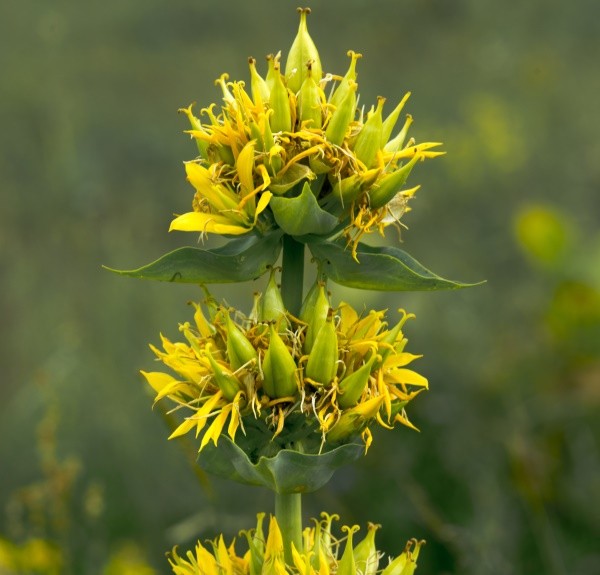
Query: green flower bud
[
  {"left": 337, "top": 525, "right": 360, "bottom": 575},
  {"left": 376, "top": 310, "right": 412, "bottom": 367},
  {"left": 327, "top": 396, "right": 385, "bottom": 442},
  {"left": 249, "top": 119, "right": 265, "bottom": 152},
  {"left": 368, "top": 153, "right": 420, "bottom": 209},
  {"left": 217, "top": 143, "right": 236, "bottom": 166},
  {"left": 304, "top": 310, "right": 338, "bottom": 385},
  {"left": 225, "top": 313, "right": 258, "bottom": 371},
  {"left": 300, "top": 281, "right": 330, "bottom": 353},
  {"left": 262, "top": 324, "right": 299, "bottom": 398},
  {"left": 353, "top": 523, "right": 380, "bottom": 575},
  {"left": 299, "top": 277, "right": 320, "bottom": 320},
  {"left": 242, "top": 513, "right": 266, "bottom": 575},
  {"left": 265, "top": 53, "right": 280, "bottom": 93},
  {"left": 285, "top": 8, "right": 322, "bottom": 95},
  {"left": 248, "top": 57, "right": 270, "bottom": 107},
  {"left": 206, "top": 345, "right": 243, "bottom": 401},
  {"left": 381, "top": 539, "right": 425, "bottom": 575},
  {"left": 321, "top": 168, "right": 380, "bottom": 213},
  {"left": 383, "top": 114, "right": 413, "bottom": 153},
  {"left": 381, "top": 92, "right": 411, "bottom": 145},
  {"left": 268, "top": 58, "right": 292, "bottom": 133},
  {"left": 260, "top": 269, "right": 289, "bottom": 329},
  {"left": 325, "top": 80, "right": 357, "bottom": 146},
  {"left": 329, "top": 50, "right": 362, "bottom": 109},
  {"left": 352, "top": 96, "right": 385, "bottom": 168},
  {"left": 337, "top": 355, "right": 376, "bottom": 409},
  {"left": 298, "top": 62, "right": 323, "bottom": 129}
]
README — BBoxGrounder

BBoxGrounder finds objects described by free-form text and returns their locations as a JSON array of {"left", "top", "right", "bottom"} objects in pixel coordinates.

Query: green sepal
[
  {"left": 198, "top": 435, "right": 364, "bottom": 494},
  {"left": 104, "top": 232, "right": 283, "bottom": 283},
  {"left": 310, "top": 240, "right": 482, "bottom": 291},
  {"left": 270, "top": 182, "right": 339, "bottom": 236}
]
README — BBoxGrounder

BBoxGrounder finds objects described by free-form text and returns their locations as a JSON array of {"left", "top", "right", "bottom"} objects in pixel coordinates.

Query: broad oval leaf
[
  {"left": 270, "top": 182, "right": 339, "bottom": 237},
  {"left": 199, "top": 435, "right": 364, "bottom": 494},
  {"left": 310, "top": 240, "right": 482, "bottom": 291},
  {"left": 104, "top": 232, "right": 283, "bottom": 283}
]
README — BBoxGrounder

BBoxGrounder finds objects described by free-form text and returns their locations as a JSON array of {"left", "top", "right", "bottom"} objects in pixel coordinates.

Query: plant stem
[
  {"left": 281, "top": 235, "right": 305, "bottom": 317},
  {"left": 275, "top": 491, "right": 303, "bottom": 564},
  {"left": 277, "top": 235, "right": 305, "bottom": 562}
]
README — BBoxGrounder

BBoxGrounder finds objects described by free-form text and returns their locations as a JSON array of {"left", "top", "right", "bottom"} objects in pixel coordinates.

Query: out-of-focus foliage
[{"left": 0, "top": 1, "right": 598, "bottom": 574}]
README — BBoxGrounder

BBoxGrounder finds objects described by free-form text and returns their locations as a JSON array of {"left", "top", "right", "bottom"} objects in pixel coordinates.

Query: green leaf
[
  {"left": 104, "top": 232, "right": 283, "bottom": 283},
  {"left": 270, "top": 182, "right": 339, "bottom": 237},
  {"left": 310, "top": 240, "right": 482, "bottom": 291},
  {"left": 269, "top": 163, "right": 315, "bottom": 195},
  {"left": 199, "top": 435, "right": 364, "bottom": 494}
]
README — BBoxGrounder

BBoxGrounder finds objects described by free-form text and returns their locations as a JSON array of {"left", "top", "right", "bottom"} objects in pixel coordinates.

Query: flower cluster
[
  {"left": 169, "top": 513, "right": 424, "bottom": 575},
  {"left": 142, "top": 271, "right": 427, "bottom": 457},
  {"left": 173, "top": 8, "right": 442, "bottom": 259}
]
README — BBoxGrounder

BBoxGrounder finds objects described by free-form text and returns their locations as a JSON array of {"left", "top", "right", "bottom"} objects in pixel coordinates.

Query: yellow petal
[
  {"left": 351, "top": 395, "right": 386, "bottom": 418},
  {"left": 199, "top": 408, "right": 230, "bottom": 451},
  {"left": 168, "top": 417, "right": 197, "bottom": 440},
  {"left": 170, "top": 212, "right": 250, "bottom": 235},
  {"left": 338, "top": 302, "right": 359, "bottom": 332},
  {"left": 140, "top": 370, "right": 176, "bottom": 394},
  {"left": 383, "top": 353, "right": 422, "bottom": 368},
  {"left": 264, "top": 516, "right": 284, "bottom": 560},
  {"left": 216, "top": 536, "right": 233, "bottom": 575},
  {"left": 236, "top": 141, "right": 256, "bottom": 195},
  {"left": 385, "top": 368, "right": 429, "bottom": 388},
  {"left": 185, "top": 161, "right": 213, "bottom": 192},
  {"left": 394, "top": 410, "right": 420, "bottom": 432},
  {"left": 196, "top": 543, "right": 220, "bottom": 575}
]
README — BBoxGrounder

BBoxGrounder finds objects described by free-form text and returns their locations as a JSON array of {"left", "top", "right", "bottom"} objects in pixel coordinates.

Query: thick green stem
[
  {"left": 280, "top": 235, "right": 305, "bottom": 317},
  {"left": 275, "top": 491, "right": 302, "bottom": 564},
  {"left": 276, "top": 235, "right": 305, "bottom": 562}
]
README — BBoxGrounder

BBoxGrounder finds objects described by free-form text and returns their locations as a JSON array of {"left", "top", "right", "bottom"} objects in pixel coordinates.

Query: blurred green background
[{"left": 1, "top": 0, "right": 599, "bottom": 573}]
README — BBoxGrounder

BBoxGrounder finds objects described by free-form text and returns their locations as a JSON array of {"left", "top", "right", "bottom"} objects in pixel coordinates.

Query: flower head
[
  {"left": 168, "top": 513, "right": 424, "bottom": 575},
  {"left": 142, "top": 273, "right": 427, "bottom": 458},
  {"left": 173, "top": 9, "right": 443, "bottom": 258}
]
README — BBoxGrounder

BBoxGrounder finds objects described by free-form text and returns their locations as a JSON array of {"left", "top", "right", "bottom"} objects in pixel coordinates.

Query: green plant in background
[{"left": 110, "top": 7, "right": 475, "bottom": 573}]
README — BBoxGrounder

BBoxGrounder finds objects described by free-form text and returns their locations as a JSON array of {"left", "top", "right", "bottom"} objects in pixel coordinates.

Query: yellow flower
[
  {"left": 142, "top": 277, "right": 427, "bottom": 456},
  {"left": 172, "top": 9, "right": 443, "bottom": 254},
  {"left": 167, "top": 514, "right": 424, "bottom": 575}
]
